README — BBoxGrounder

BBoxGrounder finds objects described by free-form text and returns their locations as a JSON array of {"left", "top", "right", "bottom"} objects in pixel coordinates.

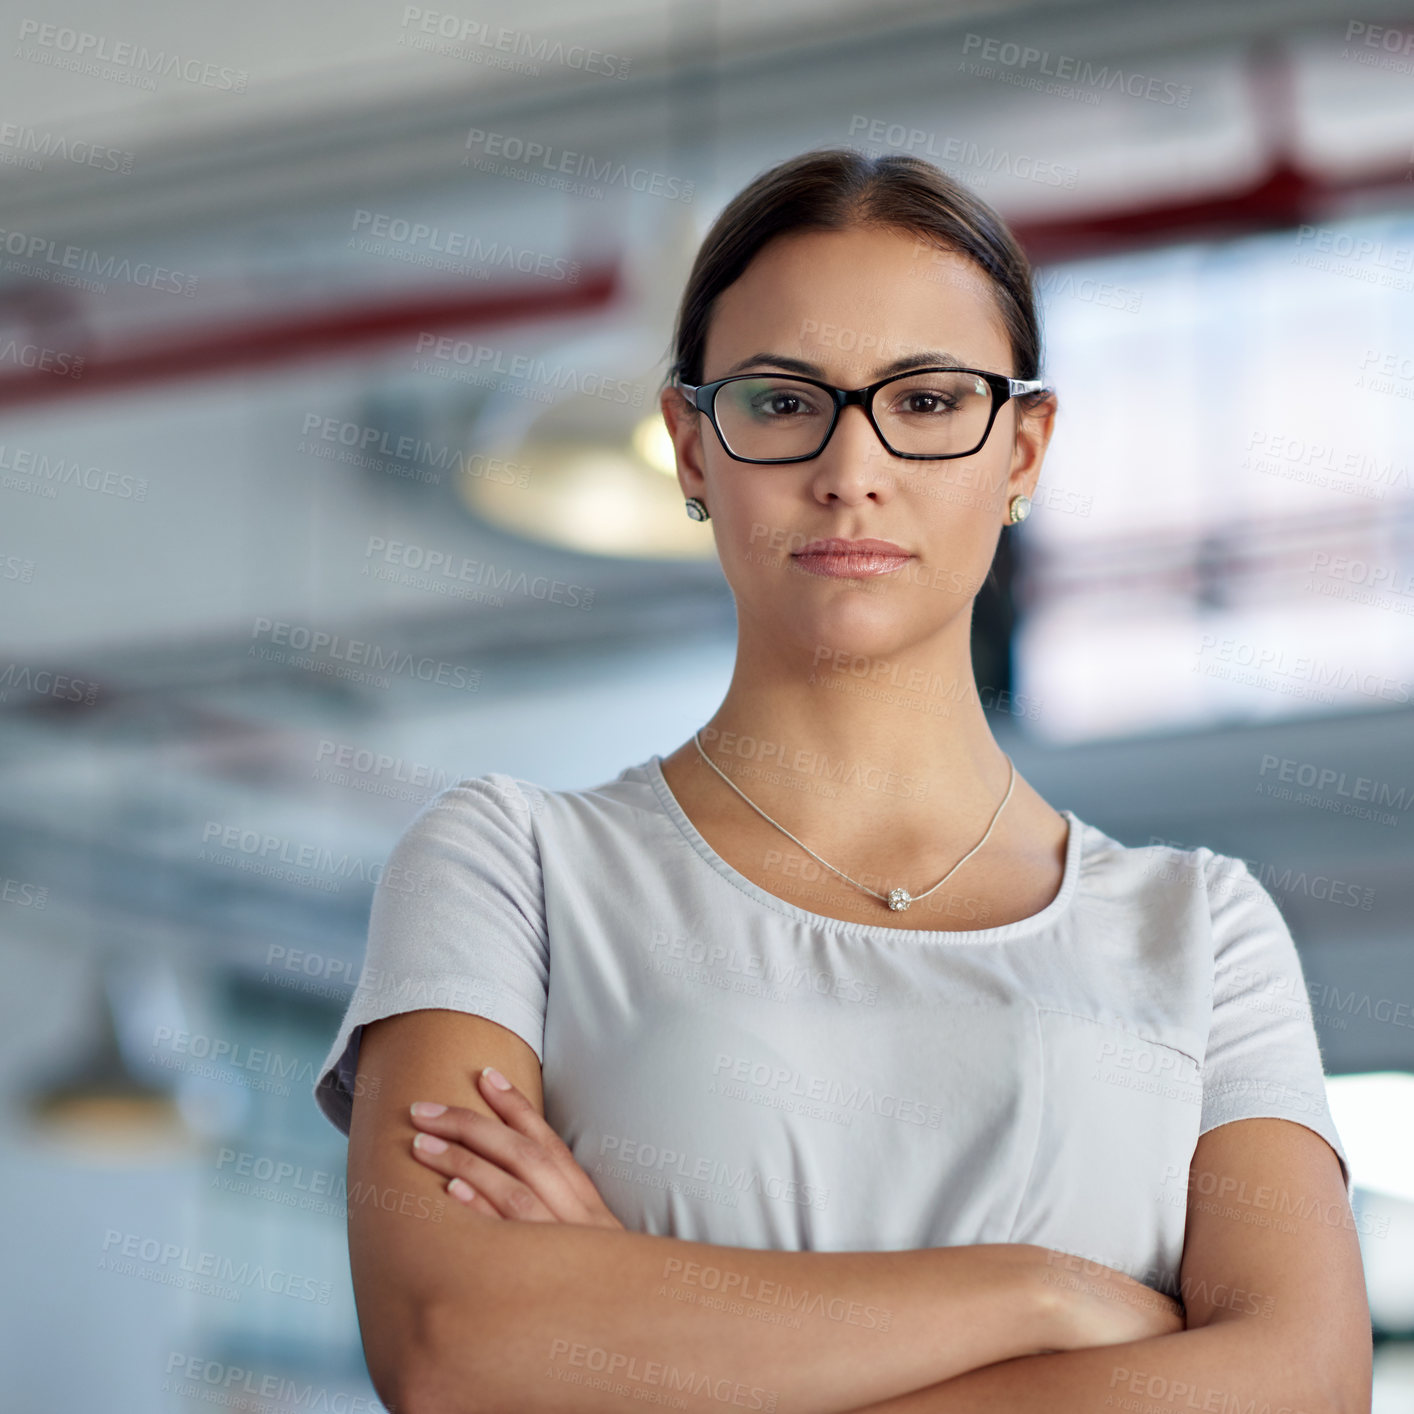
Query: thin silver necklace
[{"left": 692, "top": 729, "right": 1016, "bottom": 912}]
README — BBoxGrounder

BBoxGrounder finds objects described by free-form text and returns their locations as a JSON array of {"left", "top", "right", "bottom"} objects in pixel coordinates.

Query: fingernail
[
  {"left": 413, "top": 1133, "right": 448, "bottom": 1154},
  {"left": 481, "top": 1067, "right": 511, "bottom": 1091},
  {"left": 448, "top": 1178, "right": 475, "bottom": 1203},
  {"left": 410, "top": 1102, "right": 446, "bottom": 1118}
]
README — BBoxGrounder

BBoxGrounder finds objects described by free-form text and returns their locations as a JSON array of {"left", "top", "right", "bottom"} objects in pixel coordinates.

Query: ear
[
  {"left": 1006, "top": 392, "right": 1058, "bottom": 506},
  {"left": 659, "top": 384, "right": 709, "bottom": 502}
]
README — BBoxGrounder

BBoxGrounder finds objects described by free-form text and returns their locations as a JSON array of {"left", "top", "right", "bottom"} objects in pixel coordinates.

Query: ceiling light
[{"left": 25, "top": 957, "right": 195, "bottom": 1162}]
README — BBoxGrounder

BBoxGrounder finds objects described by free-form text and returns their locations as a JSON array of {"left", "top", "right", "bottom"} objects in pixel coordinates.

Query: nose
[
  {"left": 808, "top": 405, "right": 897, "bottom": 502},
  {"left": 826, "top": 402, "right": 889, "bottom": 459}
]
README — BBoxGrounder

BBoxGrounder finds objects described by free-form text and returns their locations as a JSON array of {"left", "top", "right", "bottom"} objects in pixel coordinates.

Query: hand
[
  {"left": 1035, "top": 1248, "right": 1185, "bottom": 1351},
  {"left": 407, "top": 1067, "right": 625, "bottom": 1230}
]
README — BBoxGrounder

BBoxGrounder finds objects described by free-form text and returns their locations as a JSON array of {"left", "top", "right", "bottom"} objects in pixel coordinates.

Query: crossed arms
[{"left": 344, "top": 1009, "right": 1372, "bottom": 1414}]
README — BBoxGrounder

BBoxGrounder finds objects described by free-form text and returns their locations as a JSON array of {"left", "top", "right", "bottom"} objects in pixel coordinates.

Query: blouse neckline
[{"left": 643, "top": 753, "right": 1085, "bottom": 945}]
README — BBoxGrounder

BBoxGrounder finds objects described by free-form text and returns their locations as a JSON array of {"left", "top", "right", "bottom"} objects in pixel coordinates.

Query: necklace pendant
[{"left": 887, "top": 887, "right": 912, "bottom": 912}]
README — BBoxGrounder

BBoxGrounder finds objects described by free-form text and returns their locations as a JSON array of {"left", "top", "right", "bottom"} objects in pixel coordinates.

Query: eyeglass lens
[{"left": 711, "top": 372, "right": 995, "bottom": 459}]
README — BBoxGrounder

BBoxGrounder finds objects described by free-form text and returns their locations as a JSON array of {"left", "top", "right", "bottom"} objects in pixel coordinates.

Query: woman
[{"left": 315, "top": 148, "right": 1371, "bottom": 1413}]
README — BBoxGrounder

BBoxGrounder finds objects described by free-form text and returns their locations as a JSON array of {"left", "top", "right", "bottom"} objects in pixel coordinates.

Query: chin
[{"left": 778, "top": 601, "right": 921, "bottom": 662}]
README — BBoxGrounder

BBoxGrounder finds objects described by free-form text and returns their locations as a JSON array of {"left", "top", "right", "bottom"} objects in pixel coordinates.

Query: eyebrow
[{"left": 719, "top": 349, "right": 974, "bottom": 380}]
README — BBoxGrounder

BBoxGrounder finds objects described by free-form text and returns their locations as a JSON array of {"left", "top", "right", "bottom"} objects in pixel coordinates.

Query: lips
[
  {"left": 791, "top": 537, "right": 913, "bottom": 579},
  {"left": 795, "top": 538, "right": 910, "bottom": 557}
]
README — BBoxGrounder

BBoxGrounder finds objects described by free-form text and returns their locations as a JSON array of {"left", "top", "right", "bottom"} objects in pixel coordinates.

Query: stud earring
[
  {"left": 685, "top": 497, "right": 710, "bottom": 522},
  {"left": 1008, "top": 493, "right": 1032, "bottom": 524}
]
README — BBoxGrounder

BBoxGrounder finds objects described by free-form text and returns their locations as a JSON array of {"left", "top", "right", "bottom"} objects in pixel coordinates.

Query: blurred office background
[{"left": 2, "top": 0, "right": 1413, "bottom": 1407}]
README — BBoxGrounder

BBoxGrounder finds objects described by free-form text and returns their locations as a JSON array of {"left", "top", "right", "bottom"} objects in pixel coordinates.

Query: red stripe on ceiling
[{"left": 0, "top": 260, "right": 621, "bottom": 409}]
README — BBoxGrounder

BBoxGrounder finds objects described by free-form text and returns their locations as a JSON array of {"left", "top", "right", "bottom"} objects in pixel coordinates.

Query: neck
[{"left": 691, "top": 617, "right": 1018, "bottom": 851}]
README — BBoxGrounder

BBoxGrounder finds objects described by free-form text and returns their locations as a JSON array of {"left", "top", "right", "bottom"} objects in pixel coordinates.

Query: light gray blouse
[{"left": 315, "top": 755, "right": 1351, "bottom": 1299}]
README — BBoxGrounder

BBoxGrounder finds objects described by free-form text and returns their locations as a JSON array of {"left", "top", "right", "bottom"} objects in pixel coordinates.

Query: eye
[
  {"left": 895, "top": 389, "right": 960, "bottom": 415},
  {"left": 749, "top": 389, "right": 818, "bottom": 417}
]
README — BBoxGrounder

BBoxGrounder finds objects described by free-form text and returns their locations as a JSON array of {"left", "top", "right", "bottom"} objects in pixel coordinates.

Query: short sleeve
[
  {"left": 313, "top": 773, "right": 549, "bottom": 1135},
  {"left": 1199, "top": 852, "right": 1353, "bottom": 1201}
]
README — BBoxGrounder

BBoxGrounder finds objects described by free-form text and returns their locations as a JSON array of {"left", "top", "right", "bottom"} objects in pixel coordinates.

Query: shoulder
[
  {"left": 386, "top": 757, "right": 661, "bottom": 865},
  {"left": 1067, "top": 817, "right": 1291, "bottom": 927},
  {"left": 421, "top": 772, "right": 551, "bottom": 829},
  {"left": 374, "top": 774, "right": 541, "bottom": 872},
  {"left": 1064, "top": 814, "right": 1221, "bottom": 920}
]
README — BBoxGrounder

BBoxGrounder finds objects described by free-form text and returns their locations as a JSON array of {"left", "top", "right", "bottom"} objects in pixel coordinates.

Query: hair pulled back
[{"left": 664, "top": 146, "right": 1047, "bottom": 400}]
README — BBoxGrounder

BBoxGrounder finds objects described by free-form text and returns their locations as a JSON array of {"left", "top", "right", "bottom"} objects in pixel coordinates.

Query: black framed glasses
[{"left": 672, "top": 365, "right": 1052, "bottom": 464}]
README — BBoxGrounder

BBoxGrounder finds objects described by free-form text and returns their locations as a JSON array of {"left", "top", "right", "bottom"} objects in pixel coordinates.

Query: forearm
[
  {"left": 402, "top": 1223, "right": 1059, "bottom": 1414},
  {"left": 834, "top": 1315, "right": 1345, "bottom": 1414}
]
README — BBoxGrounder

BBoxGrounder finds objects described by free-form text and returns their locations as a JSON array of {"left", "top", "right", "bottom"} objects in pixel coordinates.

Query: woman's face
[{"left": 661, "top": 223, "right": 1055, "bottom": 663}]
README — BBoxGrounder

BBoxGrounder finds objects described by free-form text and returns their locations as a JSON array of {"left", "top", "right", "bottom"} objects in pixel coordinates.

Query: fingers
[
  {"left": 408, "top": 1091, "right": 589, "bottom": 1223},
  {"left": 471, "top": 1068, "right": 618, "bottom": 1215},
  {"left": 408, "top": 1123, "right": 552, "bottom": 1222}
]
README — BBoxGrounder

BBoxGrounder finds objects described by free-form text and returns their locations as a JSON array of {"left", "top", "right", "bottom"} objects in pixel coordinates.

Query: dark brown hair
[{"left": 662, "top": 146, "right": 1047, "bottom": 403}]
